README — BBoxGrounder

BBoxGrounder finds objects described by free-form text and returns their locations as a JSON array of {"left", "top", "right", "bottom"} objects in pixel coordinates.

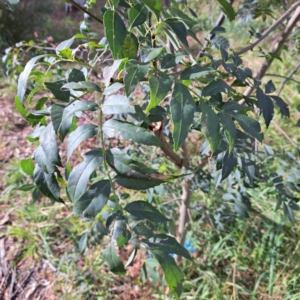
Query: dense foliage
[{"left": 2, "top": 0, "right": 300, "bottom": 298}]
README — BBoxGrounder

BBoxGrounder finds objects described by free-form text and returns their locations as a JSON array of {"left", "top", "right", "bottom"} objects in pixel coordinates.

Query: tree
[{"left": 2, "top": 0, "right": 300, "bottom": 298}]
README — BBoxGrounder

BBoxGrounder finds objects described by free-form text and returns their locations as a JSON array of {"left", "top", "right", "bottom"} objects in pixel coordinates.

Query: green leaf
[
  {"left": 217, "top": 0, "right": 235, "bottom": 21},
  {"left": 146, "top": 72, "right": 173, "bottom": 112},
  {"left": 265, "top": 80, "right": 276, "bottom": 94},
  {"left": 34, "top": 122, "right": 61, "bottom": 173},
  {"left": 115, "top": 176, "right": 164, "bottom": 190},
  {"left": 202, "top": 79, "right": 235, "bottom": 96},
  {"left": 125, "top": 200, "right": 169, "bottom": 222},
  {"left": 107, "top": 148, "right": 159, "bottom": 177},
  {"left": 78, "top": 233, "right": 88, "bottom": 253},
  {"left": 220, "top": 113, "right": 236, "bottom": 152},
  {"left": 62, "top": 81, "right": 101, "bottom": 92},
  {"left": 121, "top": 33, "right": 138, "bottom": 59},
  {"left": 104, "top": 10, "right": 127, "bottom": 59},
  {"left": 180, "top": 66, "right": 215, "bottom": 80},
  {"left": 151, "top": 250, "right": 184, "bottom": 299},
  {"left": 142, "top": 47, "right": 164, "bottom": 63},
  {"left": 33, "top": 165, "right": 63, "bottom": 203},
  {"left": 271, "top": 96, "right": 289, "bottom": 117},
  {"left": 164, "top": 19, "right": 189, "bottom": 49},
  {"left": 200, "top": 100, "right": 221, "bottom": 153},
  {"left": 0, "top": 0, "right": 13, "bottom": 11},
  {"left": 241, "top": 159, "right": 256, "bottom": 186},
  {"left": 102, "top": 244, "right": 126, "bottom": 275},
  {"left": 74, "top": 180, "right": 111, "bottom": 219},
  {"left": 125, "top": 247, "right": 138, "bottom": 267},
  {"left": 284, "top": 202, "right": 295, "bottom": 224},
  {"left": 171, "top": 83, "right": 195, "bottom": 151},
  {"left": 20, "top": 158, "right": 35, "bottom": 176},
  {"left": 67, "top": 124, "right": 98, "bottom": 160},
  {"left": 102, "top": 95, "right": 135, "bottom": 115},
  {"left": 103, "top": 119, "right": 163, "bottom": 146},
  {"left": 232, "top": 114, "right": 263, "bottom": 142},
  {"left": 56, "top": 36, "right": 75, "bottom": 56},
  {"left": 17, "top": 54, "right": 49, "bottom": 105},
  {"left": 113, "top": 218, "right": 131, "bottom": 246},
  {"left": 66, "top": 68, "right": 85, "bottom": 83},
  {"left": 45, "top": 80, "right": 70, "bottom": 102},
  {"left": 145, "top": 234, "right": 192, "bottom": 260},
  {"left": 15, "top": 96, "right": 26, "bottom": 119},
  {"left": 52, "top": 100, "right": 99, "bottom": 141},
  {"left": 67, "top": 149, "right": 104, "bottom": 202},
  {"left": 161, "top": 53, "right": 185, "bottom": 69},
  {"left": 256, "top": 88, "right": 274, "bottom": 128},
  {"left": 141, "top": 0, "right": 162, "bottom": 20},
  {"left": 129, "top": 3, "right": 148, "bottom": 28},
  {"left": 124, "top": 60, "right": 149, "bottom": 96},
  {"left": 17, "top": 184, "right": 36, "bottom": 191},
  {"left": 167, "top": 8, "right": 197, "bottom": 29},
  {"left": 221, "top": 150, "right": 237, "bottom": 180}
]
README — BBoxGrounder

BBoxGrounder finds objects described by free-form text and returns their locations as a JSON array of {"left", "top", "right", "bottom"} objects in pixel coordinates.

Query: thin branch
[
  {"left": 271, "top": 120, "right": 299, "bottom": 149},
  {"left": 236, "top": 1, "right": 300, "bottom": 57},
  {"left": 277, "top": 62, "right": 300, "bottom": 96},
  {"left": 265, "top": 73, "right": 300, "bottom": 85},
  {"left": 243, "top": 5, "right": 300, "bottom": 97},
  {"left": 67, "top": 0, "right": 103, "bottom": 24}
]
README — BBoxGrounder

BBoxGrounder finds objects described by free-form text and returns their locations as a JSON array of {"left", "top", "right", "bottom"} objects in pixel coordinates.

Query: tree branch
[
  {"left": 236, "top": 1, "right": 300, "bottom": 57},
  {"left": 67, "top": 0, "right": 103, "bottom": 24},
  {"left": 277, "top": 62, "right": 300, "bottom": 96}
]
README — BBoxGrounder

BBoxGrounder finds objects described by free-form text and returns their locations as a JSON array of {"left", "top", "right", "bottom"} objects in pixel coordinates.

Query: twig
[
  {"left": 196, "top": 0, "right": 234, "bottom": 60},
  {"left": 271, "top": 120, "right": 299, "bottom": 149},
  {"left": 236, "top": 1, "right": 300, "bottom": 57},
  {"left": 265, "top": 73, "right": 300, "bottom": 85},
  {"left": 277, "top": 62, "right": 300, "bottom": 96},
  {"left": 243, "top": 5, "right": 300, "bottom": 97},
  {"left": 67, "top": 0, "right": 103, "bottom": 24}
]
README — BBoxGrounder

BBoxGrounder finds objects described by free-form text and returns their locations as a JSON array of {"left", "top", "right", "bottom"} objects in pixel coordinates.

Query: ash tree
[{"left": 2, "top": 0, "right": 300, "bottom": 298}]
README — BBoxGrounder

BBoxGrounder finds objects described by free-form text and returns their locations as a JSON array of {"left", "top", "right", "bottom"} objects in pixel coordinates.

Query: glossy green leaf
[
  {"left": 62, "top": 81, "right": 101, "bottom": 92},
  {"left": 265, "top": 80, "right": 276, "bottom": 94},
  {"left": 221, "top": 150, "right": 237, "bottom": 180},
  {"left": 124, "top": 60, "right": 149, "bottom": 96},
  {"left": 103, "top": 119, "right": 163, "bottom": 146},
  {"left": 17, "top": 184, "right": 36, "bottom": 191},
  {"left": 217, "top": 0, "right": 235, "bottom": 21},
  {"left": 104, "top": 10, "right": 127, "bottom": 59},
  {"left": 271, "top": 96, "right": 290, "bottom": 117},
  {"left": 160, "top": 53, "right": 185, "bottom": 69},
  {"left": 164, "top": 19, "right": 189, "bottom": 49},
  {"left": 202, "top": 79, "right": 235, "bottom": 96},
  {"left": 102, "top": 244, "right": 126, "bottom": 275},
  {"left": 171, "top": 83, "right": 195, "bottom": 151},
  {"left": 45, "top": 80, "right": 70, "bottom": 102},
  {"left": 167, "top": 8, "right": 197, "bottom": 29},
  {"left": 102, "top": 95, "right": 135, "bottom": 115},
  {"left": 52, "top": 100, "right": 99, "bottom": 141},
  {"left": 113, "top": 218, "right": 130, "bottom": 246},
  {"left": 15, "top": 96, "right": 26, "bottom": 119},
  {"left": 256, "top": 88, "right": 274, "bottom": 128},
  {"left": 74, "top": 180, "right": 111, "bottom": 218},
  {"left": 147, "top": 72, "right": 173, "bottom": 112},
  {"left": 141, "top": 0, "right": 162, "bottom": 20},
  {"left": 67, "top": 149, "right": 104, "bottom": 202},
  {"left": 56, "top": 36, "right": 75, "bottom": 56},
  {"left": 284, "top": 202, "right": 295, "bottom": 224},
  {"left": 143, "top": 47, "right": 164, "bottom": 63},
  {"left": 125, "top": 200, "right": 168, "bottom": 222},
  {"left": 33, "top": 165, "right": 63, "bottom": 203},
  {"left": 115, "top": 176, "right": 164, "bottom": 190},
  {"left": 145, "top": 234, "right": 192, "bottom": 260},
  {"left": 200, "top": 100, "right": 221, "bottom": 153},
  {"left": 125, "top": 247, "right": 138, "bottom": 267},
  {"left": 129, "top": 3, "right": 148, "bottom": 28},
  {"left": 67, "top": 124, "right": 98, "bottom": 160},
  {"left": 20, "top": 158, "right": 35, "bottom": 177},
  {"left": 151, "top": 250, "right": 184, "bottom": 299},
  {"left": 180, "top": 66, "right": 215, "bottom": 80},
  {"left": 107, "top": 148, "right": 159, "bottom": 177},
  {"left": 78, "top": 233, "right": 88, "bottom": 253},
  {"left": 220, "top": 113, "right": 236, "bottom": 152},
  {"left": 34, "top": 122, "right": 61, "bottom": 173},
  {"left": 241, "top": 159, "right": 256, "bottom": 186},
  {"left": 66, "top": 68, "right": 85, "bottom": 82},
  {"left": 17, "top": 54, "right": 49, "bottom": 105},
  {"left": 232, "top": 114, "right": 263, "bottom": 142}
]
